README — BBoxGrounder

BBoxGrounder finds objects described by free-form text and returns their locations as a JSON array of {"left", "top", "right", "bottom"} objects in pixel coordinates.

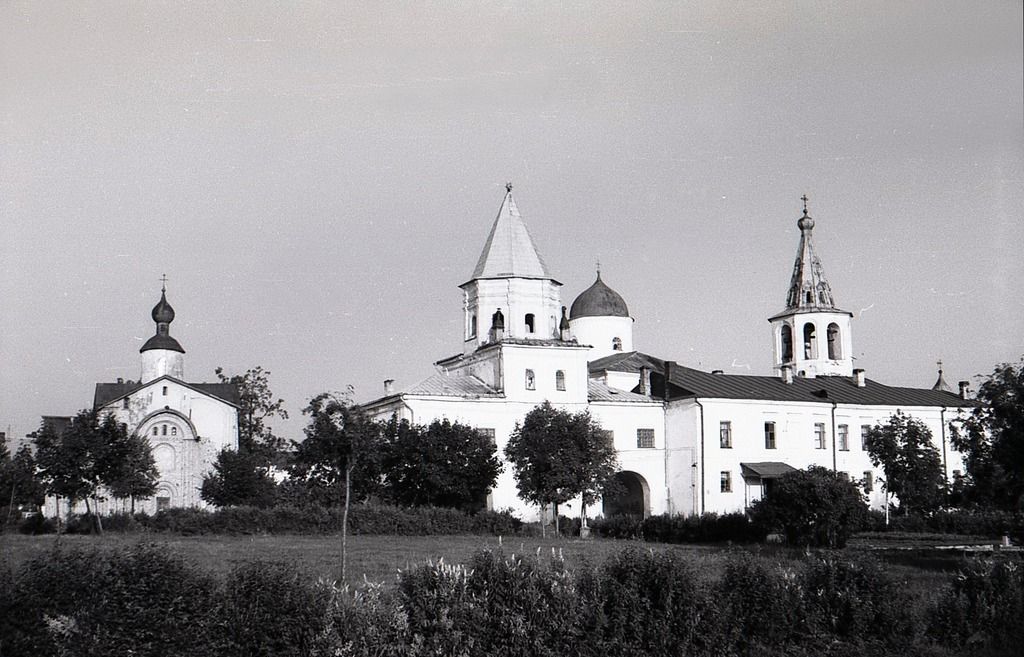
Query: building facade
[{"left": 364, "top": 187, "right": 974, "bottom": 520}]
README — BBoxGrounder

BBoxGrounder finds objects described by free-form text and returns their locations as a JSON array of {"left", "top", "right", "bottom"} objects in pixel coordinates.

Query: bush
[
  {"left": 749, "top": 466, "right": 868, "bottom": 548},
  {"left": 719, "top": 552, "right": 805, "bottom": 649},
  {"left": 865, "top": 509, "right": 1024, "bottom": 541},
  {"left": 927, "top": 559, "right": 1024, "bottom": 655},
  {"left": 589, "top": 514, "right": 643, "bottom": 539}
]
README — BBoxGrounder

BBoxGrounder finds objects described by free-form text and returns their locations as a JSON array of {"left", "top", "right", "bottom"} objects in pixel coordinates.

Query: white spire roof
[{"left": 470, "top": 186, "right": 553, "bottom": 281}]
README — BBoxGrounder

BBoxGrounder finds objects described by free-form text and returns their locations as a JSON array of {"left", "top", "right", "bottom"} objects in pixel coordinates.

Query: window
[
  {"left": 162, "top": 386, "right": 168, "bottom": 396},
  {"left": 720, "top": 471, "right": 732, "bottom": 493},
  {"left": 636, "top": 428, "right": 655, "bottom": 448},
  {"left": 162, "top": 424, "right": 167, "bottom": 436},
  {"left": 525, "top": 369, "right": 535, "bottom": 390},
  {"left": 764, "top": 421, "right": 776, "bottom": 449},
  {"left": 525, "top": 313, "right": 535, "bottom": 333},
  {"left": 863, "top": 471, "right": 874, "bottom": 493},
  {"left": 827, "top": 323, "right": 841, "bottom": 359},
  {"left": 803, "top": 323, "right": 817, "bottom": 359},
  {"left": 122, "top": 396, "right": 130, "bottom": 409},
  {"left": 171, "top": 427, "right": 177, "bottom": 437},
  {"left": 469, "top": 314, "right": 476, "bottom": 338},
  {"left": 478, "top": 428, "right": 496, "bottom": 444},
  {"left": 720, "top": 421, "right": 732, "bottom": 448},
  {"left": 156, "top": 496, "right": 171, "bottom": 512},
  {"left": 152, "top": 426, "right": 159, "bottom": 436},
  {"left": 781, "top": 325, "right": 793, "bottom": 361},
  {"left": 612, "top": 337, "right": 623, "bottom": 351},
  {"left": 837, "top": 424, "right": 849, "bottom": 451},
  {"left": 861, "top": 425, "right": 871, "bottom": 450},
  {"left": 814, "top": 422, "right": 826, "bottom": 449},
  {"left": 555, "top": 370, "right": 566, "bottom": 391}
]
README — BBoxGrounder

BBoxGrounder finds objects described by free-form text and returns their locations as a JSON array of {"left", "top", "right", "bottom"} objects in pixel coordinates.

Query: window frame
[
  {"left": 837, "top": 424, "right": 849, "bottom": 451},
  {"left": 814, "top": 422, "right": 826, "bottom": 450},
  {"left": 525, "top": 369, "right": 536, "bottom": 390},
  {"left": 764, "top": 421, "right": 776, "bottom": 449},
  {"left": 636, "top": 428, "right": 655, "bottom": 449},
  {"left": 719, "top": 421, "right": 732, "bottom": 449},
  {"left": 555, "top": 369, "right": 566, "bottom": 391},
  {"left": 720, "top": 471, "right": 732, "bottom": 493}
]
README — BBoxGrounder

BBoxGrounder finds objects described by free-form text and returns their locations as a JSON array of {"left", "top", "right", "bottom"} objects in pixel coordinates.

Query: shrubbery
[
  {"left": 589, "top": 511, "right": 763, "bottom": 544},
  {"left": 2, "top": 543, "right": 1021, "bottom": 656},
  {"left": 865, "top": 509, "right": 1024, "bottom": 541}
]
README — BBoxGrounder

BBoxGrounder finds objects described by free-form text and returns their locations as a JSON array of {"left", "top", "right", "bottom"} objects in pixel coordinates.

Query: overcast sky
[{"left": 2, "top": 1, "right": 1022, "bottom": 443}]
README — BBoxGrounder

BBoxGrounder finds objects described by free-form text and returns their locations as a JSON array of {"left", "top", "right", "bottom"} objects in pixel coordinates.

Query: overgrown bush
[
  {"left": 865, "top": 509, "right": 1024, "bottom": 541},
  {"left": 719, "top": 552, "right": 805, "bottom": 649},
  {"left": 590, "top": 512, "right": 763, "bottom": 544},
  {"left": 927, "top": 559, "right": 1024, "bottom": 655},
  {"left": 589, "top": 513, "right": 643, "bottom": 539}
]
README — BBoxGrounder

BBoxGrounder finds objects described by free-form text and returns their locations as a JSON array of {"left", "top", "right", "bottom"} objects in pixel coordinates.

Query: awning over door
[{"left": 740, "top": 462, "right": 797, "bottom": 479}]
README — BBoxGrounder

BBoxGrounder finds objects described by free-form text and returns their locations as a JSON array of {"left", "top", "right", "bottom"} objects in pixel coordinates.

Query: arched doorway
[{"left": 603, "top": 471, "right": 650, "bottom": 518}]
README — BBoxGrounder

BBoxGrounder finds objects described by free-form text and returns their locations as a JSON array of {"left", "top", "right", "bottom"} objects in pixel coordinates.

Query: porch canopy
[{"left": 740, "top": 462, "right": 797, "bottom": 480}]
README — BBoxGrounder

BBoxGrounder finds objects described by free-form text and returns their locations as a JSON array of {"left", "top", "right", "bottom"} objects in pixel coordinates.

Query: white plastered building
[{"left": 364, "top": 187, "right": 975, "bottom": 520}]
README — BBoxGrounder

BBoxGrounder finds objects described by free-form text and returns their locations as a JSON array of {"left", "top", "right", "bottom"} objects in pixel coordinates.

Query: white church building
[
  {"left": 363, "top": 186, "right": 975, "bottom": 520},
  {"left": 44, "top": 285, "right": 240, "bottom": 515}
]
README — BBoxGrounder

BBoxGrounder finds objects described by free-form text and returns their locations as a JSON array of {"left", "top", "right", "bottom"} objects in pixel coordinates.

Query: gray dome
[{"left": 570, "top": 273, "right": 630, "bottom": 319}]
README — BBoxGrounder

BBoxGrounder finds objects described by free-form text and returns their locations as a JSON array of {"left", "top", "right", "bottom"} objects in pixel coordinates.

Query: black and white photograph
[{"left": 2, "top": 2, "right": 1022, "bottom": 655}]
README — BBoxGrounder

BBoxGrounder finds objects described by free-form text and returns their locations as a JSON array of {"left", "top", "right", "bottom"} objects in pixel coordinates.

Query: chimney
[
  {"left": 384, "top": 379, "right": 395, "bottom": 395},
  {"left": 663, "top": 361, "right": 675, "bottom": 402},
  {"left": 711, "top": 369, "right": 724, "bottom": 375},
  {"left": 958, "top": 381, "right": 970, "bottom": 399},
  {"left": 780, "top": 365, "right": 793, "bottom": 384},
  {"left": 853, "top": 368, "right": 866, "bottom": 387},
  {"left": 117, "top": 377, "right": 124, "bottom": 384},
  {"left": 639, "top": 366, "right": 651, "bottom": 396}
]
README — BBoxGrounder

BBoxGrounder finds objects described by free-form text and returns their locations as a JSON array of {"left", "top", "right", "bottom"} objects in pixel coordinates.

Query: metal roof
[
  {"left": 468, "top": 188, "right": 554, "bottom": 282},
  {"left": 402, "top": 373, "right": 501, "bottom": 398},
  {"left": 94, "top": 377, "right": 240, "bottom": 409},
  {"left": 570, "top": 272, "right": 630, "bottom": 319},
  {"left": 587, "top": 379, "right": 654, "bottom": 403},
  {"left": 741, "top": 462, "right": 797, "bottom": 479}
]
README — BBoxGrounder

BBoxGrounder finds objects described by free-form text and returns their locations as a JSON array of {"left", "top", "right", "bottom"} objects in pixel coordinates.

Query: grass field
[{"left": 0, "top": 530, "right": 968, "bottom": 594}]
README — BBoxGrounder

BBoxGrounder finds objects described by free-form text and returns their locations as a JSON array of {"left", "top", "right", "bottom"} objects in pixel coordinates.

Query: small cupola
[
  {"left": 139, "top": 277, "right": 185, "bottom": 382},
  {"left": 570, "top": 271, "right": 630, "bottom": 319}
]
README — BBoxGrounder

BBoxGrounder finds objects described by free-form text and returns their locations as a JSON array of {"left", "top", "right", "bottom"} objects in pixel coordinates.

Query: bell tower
[{"left": 768, "top": 197, "right": 853, "bottom": 378}]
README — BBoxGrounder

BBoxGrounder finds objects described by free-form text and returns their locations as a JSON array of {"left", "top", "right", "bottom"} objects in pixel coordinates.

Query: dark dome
[
  {"left": 151, "top": 290, "right": 175, "bottom": 324},
  {"left": 797, "top": 212, "right": 815, "bottom": 231},
  {"left": 140, "top": 334, "right": 185, "bottom": 353},
  {"left": 570, "top": 273, "right": 630, "bottom": 319}
]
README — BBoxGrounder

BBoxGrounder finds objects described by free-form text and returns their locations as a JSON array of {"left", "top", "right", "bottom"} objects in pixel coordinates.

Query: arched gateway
[{"left": 602, "top": 471, "right": 650, "bottom": 518}]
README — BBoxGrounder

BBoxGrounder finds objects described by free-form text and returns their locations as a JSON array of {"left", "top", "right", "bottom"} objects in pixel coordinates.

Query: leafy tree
[
  {"left": 215, "top": 366, "right": 289, "bottom": 456},
  {"left": 290, "top": 391, "right": 383, "bottom": 579},
  {"left": 748, "top": 466, "right": 868, "bottom": 548},
  {"left": 950, "top": 357, "right": 1024, "bottom": 511},
  {"left": 105, "top": 432, "right": 159, "bottom": 513},
  {"left": 200, "top": 448, "right": 278, "bottom": 508},
  {"left": 381, "top": 417, "right": 502, "bottom": 512},
  {"left": 1, "top": 442, "right": 46, "bottom": 529},
  {"left": 865, "top": 412, "right": 947, "bottom": 515},
  {"left": 32, "top": 410, "right": 131, "bottom": 533},
  {"left": 505, "top": 401, "right": 619, "bottom": 534}
]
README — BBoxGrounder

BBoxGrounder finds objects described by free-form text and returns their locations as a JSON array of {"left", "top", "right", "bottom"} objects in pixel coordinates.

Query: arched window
[
  {"left": 171, "top": 426, "right": 177, "bottom": 437},
  {"left": 612, "top": 337, "right": 623, "bottom": 351},
  {"left": 827, "top": 323, "right": 841, "bottom": 359},
  {"left": 162, "top": 424, "right": 168, "bottom": 436},
  {"left": 525, "top": 313, "right": 535, "bottom": 333},
  {"left": 469, "top": 314, "right": 476, "bottom": 338},
  {"left": 805, "top": 291, "right": 813, "bottom": 304},
  {"left": 555, "top": 370, "right": 566, "bottom": 391},
  {"left": 525, "top": 369, "right": 535, "bottom": 390},
  {"left": 152, "top": 426, "right": 159, "bottom": 436},
  {"left": 803, "top": 323, "right": 817, "bottom": 359},
  {"left": 781, "top": 325, "right": 793, "bottom": 362}
]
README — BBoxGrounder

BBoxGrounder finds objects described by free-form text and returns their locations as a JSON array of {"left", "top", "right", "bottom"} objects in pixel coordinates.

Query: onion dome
[
  {"left": 570, "top": 272, "right": 630, "bottom": 319},
  {"left": 140, "top": 284, "right": 185, "bottom": 353}
]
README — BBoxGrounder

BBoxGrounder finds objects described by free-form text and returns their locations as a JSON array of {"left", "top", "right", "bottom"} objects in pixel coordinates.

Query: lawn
[{"left": 0, "top": 530, "right": 970, "bottom": 594}]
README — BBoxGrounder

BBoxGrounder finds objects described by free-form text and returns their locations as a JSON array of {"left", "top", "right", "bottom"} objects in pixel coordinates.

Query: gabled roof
[
  {"left": 94, "top": 376, "right": 240, "bottom": 409},
  {"left": 590, "top": 351, "right": 975, "bottom": 408},
  {"left": 467, "top": 187, "right": 555, "bottom": 283}
]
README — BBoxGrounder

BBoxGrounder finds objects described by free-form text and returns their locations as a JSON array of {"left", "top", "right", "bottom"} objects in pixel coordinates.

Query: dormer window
[{"left": 525, "top": 313, "right": 535, "bottom": 334}]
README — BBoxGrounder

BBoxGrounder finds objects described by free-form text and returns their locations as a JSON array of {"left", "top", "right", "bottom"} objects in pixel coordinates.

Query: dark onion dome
[
  {"left": 140, "top": 333, "right": 184, "bottom": 353},
  {"left": 570, "top": 272, "right": 630, "bottom": 319},
  {"left": 151, "top": 290, "right": 175, "bottom": 323}
]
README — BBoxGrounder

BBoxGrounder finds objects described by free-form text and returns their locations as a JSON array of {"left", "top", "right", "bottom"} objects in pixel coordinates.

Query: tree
[
  {"left": 200, "top": 448, "right": 278, "bottom": 508},
  {"left": 105, "top": 432, "right": 159, "bottom": 513},
  {"left": 950, "top": 357, "right": 1024, "bottom": 511},
  {"left": 748, "top": 466, "right": 868, "bottom": 548},
  {"left": 1, "top": 442, "right": 46, "bottom": 529},
  {"left": 290, "top": 391, "right": 383, "bottom": 579},
  {"left": 505, "top": 401, "right": 619, "bottom": 534},
  {"left": 215, "top": 366, "right": 289, "bottom": 456},
  {"left": 381, "top": 417, "right": 502, "bottom": 512},
  {"left": 865, "top": 411, "right": 947, "bottom": 515}
]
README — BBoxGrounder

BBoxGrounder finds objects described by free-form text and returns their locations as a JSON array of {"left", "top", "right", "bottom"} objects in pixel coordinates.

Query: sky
[{"left": 2, "top": 1, "right": 1022, "bottom": 444}]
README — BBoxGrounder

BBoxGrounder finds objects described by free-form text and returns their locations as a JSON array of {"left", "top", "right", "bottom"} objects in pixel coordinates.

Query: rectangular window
[
  {"left": 720, "top": 471, "right": 732, "bottom": 493},
  {"left": 838, "top": 424, "right": 849, "bottom": 451},
  {"left": 478, "top": 428, "right": 496, "bottom": 444},
  {"left": 861, "top": 425, "right": 871, "bottom": 450},
  {"left": 525, "top": 369, "right": 535, "bottom": 390},
  {"left": 863, "top": 471, "right": 874, "bottom": 493},
  {"left": 636, "top": 428, "right": 655, "bottom": 449},
  {"left": 162, "top": 386, "right": 168, "bottom": 396},
  {"left": 814, "top": 422, "right": 826, "bottom": 449},
  {"left": 764, "top": 421, "right": 776, "bottom": 449},
  {"left": 122, "top": 396, "right": 130, "bottom": 409},
  {"left": 720, "top": 421, "right": 732, "bottom": 449}
]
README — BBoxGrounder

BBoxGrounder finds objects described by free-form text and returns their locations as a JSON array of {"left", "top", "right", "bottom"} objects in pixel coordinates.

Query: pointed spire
[
  {"left": 469, "top": 185, "right": 553, "bottom": 281},
  {"left": 932, "top": 360, "right": 953, "bottom": 392},
  {"left": 784, "top": 195, "right": 837, "bottom": 310}
]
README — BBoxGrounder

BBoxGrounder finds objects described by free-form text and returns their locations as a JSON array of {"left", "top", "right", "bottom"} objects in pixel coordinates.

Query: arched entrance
[{"left": 602, "top": 471, "right": 650, "bottom": 518}]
